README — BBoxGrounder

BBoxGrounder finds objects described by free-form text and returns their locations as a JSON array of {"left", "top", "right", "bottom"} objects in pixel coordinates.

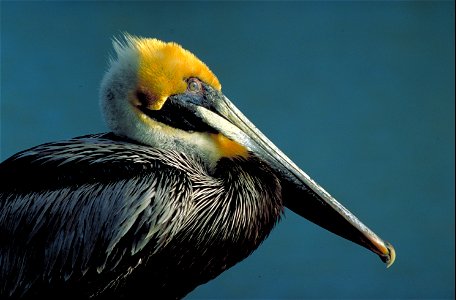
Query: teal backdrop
[{"left": 1, "top": 1, "right": 454, "bottom": 299}]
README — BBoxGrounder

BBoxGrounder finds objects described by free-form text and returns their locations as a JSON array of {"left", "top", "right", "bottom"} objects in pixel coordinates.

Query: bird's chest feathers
[
  {"left": 183, "top": 156, "right": 283, "bottom": 252},
  {"left": 140, "top": 155, "right": 283, "bottom": 291}
]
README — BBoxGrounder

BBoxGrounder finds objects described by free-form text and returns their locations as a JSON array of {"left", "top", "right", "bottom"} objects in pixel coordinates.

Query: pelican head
[
  {"left": 100, "top": 35, "right": 395, "bottom": 267},
  {"left": 100, "top": 35, "right": 240, "bottom": 170}
]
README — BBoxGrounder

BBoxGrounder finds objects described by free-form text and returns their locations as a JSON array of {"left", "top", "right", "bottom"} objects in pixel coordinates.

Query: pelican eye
[{"left": 187, "top": 78, "right": 202, "bottom": 93}]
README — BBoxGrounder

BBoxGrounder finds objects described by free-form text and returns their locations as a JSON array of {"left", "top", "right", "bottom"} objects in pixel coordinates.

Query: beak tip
[{"left": 383, "top": 241, "right": 396, "bottom": 268}]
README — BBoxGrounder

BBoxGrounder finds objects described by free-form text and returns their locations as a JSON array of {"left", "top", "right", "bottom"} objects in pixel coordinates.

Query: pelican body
[{"left": 0, "top": 35, "right": 395, "bottom": 299}]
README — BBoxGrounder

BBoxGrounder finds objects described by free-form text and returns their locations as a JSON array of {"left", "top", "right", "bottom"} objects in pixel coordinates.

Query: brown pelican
[{"left": 0, "top": 35, "right": 395, "bottom": 299}]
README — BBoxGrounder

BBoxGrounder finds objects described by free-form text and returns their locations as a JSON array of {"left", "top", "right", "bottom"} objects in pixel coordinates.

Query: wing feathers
[{"left": 0, "top": 134, "right": 196, "bottom": 297}]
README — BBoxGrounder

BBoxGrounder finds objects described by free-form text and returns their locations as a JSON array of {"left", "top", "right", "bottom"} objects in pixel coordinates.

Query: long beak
[{"left": 195, "top": 92, "right": 396, "bottom": 268}]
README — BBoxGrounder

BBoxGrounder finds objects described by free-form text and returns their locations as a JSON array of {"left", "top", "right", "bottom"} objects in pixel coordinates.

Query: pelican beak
[{"left": 195, "top": 89, "right": 396, "bottom": 268}]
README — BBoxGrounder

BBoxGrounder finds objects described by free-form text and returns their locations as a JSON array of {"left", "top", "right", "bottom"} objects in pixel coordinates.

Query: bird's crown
[{"left": 113, "top": 34, "right": 221, "bottom": 111}]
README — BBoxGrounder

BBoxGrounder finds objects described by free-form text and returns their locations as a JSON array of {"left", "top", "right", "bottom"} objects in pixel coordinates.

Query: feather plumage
[{"left": 0, "top": 133, "right": 283, "bottom": 298}]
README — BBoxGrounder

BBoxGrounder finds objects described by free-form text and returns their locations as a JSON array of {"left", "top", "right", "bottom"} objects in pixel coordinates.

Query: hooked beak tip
[
  {"left": 363, "top": 232, "right": 396, "bottom": 268},
  {"left": 383, "top": 241, "right": 396, "bottom": 268}
]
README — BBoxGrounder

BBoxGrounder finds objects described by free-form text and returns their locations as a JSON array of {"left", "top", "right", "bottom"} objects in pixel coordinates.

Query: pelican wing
[{"left": 0, "top": 133, "right": 195, "bottom": 297}]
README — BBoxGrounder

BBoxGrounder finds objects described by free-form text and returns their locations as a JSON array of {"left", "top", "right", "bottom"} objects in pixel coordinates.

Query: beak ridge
[{"left": 197, "top": 91, "right": 395, "bottom": 268}]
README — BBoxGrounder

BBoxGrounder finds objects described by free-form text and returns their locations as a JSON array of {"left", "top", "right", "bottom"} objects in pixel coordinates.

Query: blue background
[{"left": 1, "top": 2, "right": 454, "bottom": 299}]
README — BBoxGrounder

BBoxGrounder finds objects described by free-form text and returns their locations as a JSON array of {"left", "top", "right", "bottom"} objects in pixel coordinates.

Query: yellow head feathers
[{"left": 114, "top": 35, "right": 221, "bottom": 110}]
